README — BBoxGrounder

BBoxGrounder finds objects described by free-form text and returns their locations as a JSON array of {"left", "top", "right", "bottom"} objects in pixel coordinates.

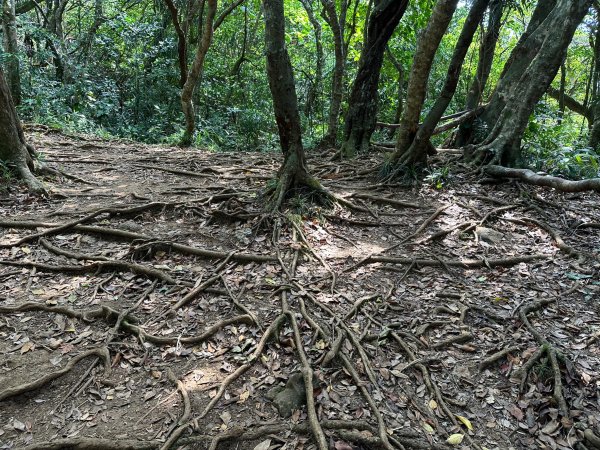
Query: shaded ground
[{"left": 1, "top": 126, "right": 599, "bottom": 450}]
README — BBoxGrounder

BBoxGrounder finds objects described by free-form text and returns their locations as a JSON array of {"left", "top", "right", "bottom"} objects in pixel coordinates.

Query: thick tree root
[
  {"left": 514, "top": 289, "right": 581, "bottom": 418},
  {"left": 0, "top": 220, "right": 277, "bottom": 262},
  {"left": 0, "top": 347, "right": 111, "bottom": 401},
  {"left": 484, "top": 165, "right": 600, "bottom": 192}
]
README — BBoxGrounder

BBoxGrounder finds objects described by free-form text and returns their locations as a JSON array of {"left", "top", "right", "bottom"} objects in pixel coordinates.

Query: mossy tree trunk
[
  {"left": 340, "top": 0, "right": 408, "bottom": 158},
  {"left": 389, "top": 0, "right": 459, "bottom": 168},
  {"left": 263, "top": 0, "right": 325, "bottom": 211},
  {"left": 0, "top": 67, "right": 45, "bottom": 193},
  {"left": 468, "top": 0, "right": 592, "bottom": 166},
  {"left": 393, "top": 0, "right": 489, "bottom": 167}
]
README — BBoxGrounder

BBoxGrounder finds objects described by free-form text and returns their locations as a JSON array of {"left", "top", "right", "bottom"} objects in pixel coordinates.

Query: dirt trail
[{"left": 0, "top": 127, "right": 599, "bottom": 450}]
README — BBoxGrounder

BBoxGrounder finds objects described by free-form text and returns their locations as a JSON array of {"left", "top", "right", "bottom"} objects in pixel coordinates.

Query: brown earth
[{"left": 0, "top": 126, "right": 599, "bottom": 450}]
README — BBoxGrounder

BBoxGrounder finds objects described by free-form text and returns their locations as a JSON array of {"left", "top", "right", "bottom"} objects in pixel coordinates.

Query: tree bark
[
  {"left": 588, "top": 17, "right": 600, "bottom": 149},
  {"left": 454, "top": 0, "right": 504, "bottom": 147},
  {"left": 299, "top": 0, "right": 324, "bottom": 120},
  {"left": 319, "top": 0, "right": 347, "bottom": 147},
  {"left": 478, "top": 0, "right": 557, "bottom": 130},
  {"left": 164, "top": 0, "right": 188, "bottom": 87},
  {"left": 2, "top": 0, "right": 21, "bottom": 105},
  {"left": 390, "top": 0, "right": 459, "bottom": 167},
  {"left": 179, "top": 0, "right": 217, "bottom": 146},
  {"left": 395, "top": 0, "right": 489, "bottom": 166},
  {"left": 469, "top": 0, "right": 592, "bottom": 166},
  {"left": 484, "top": 165, "right": 600, "bottom": 192},
  {"left": 340, "top": 0, "right": 408, "bottom": 158},
  {"left": 0, "top": 67, "right": 45, "bottom": 193},
  {"left": 263, "top": 0, "right": 326, "bottom": 212}
]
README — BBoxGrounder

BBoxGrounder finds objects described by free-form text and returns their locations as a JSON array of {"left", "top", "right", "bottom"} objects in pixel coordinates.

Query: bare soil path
[{"left": 0, "top": 127, "right": 599, "bottom": 450}]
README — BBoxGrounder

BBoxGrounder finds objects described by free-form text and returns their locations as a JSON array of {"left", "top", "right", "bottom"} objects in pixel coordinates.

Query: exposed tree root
[
  {"left": 513, "top": 288, "right": 581, "bottom": 418},
  {"left": 0, "top": 220, "right": 277, "bottom": 262},
  {"left": 0, "top": 347, "right": 111, "bottom": 401},
  {"left": 479, "top": 346, "right": 520, "bottom": 372},
  {"left": 484, "top": 165, "right": 600, "bottom": 192},
  {"left": 166, "top": 369, "right": 191, "bottom": 426},
  {"left": 0, "top": 259, "right": 180, "bottom": 285},
  {"left": 160, "top": 314, "right": 286, "bottom": 450},
  {"left": 365, "top": 254, "right": 548, "bottom": 268}
]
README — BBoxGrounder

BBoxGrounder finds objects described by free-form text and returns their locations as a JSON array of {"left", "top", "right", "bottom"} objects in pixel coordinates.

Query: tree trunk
[
  {"left": 299, "top": 0, "right": 324, "bottom": 120},
  {"left": 263, "top": 0, "right": 325, "bottom": 212},
  {"left": 340, "top": 0, "right": 408, "bottom": 158},
  {"left": 385, "top": 46, "right": 404, "bottom": 139},
  {"left": 477, "top": 0, "right": 557, "bottom": 129},
  {"left": 470, "top": 0, "right": 592, "bottom": 166},
  {"left": 390, "top": 0, "right": 459, "bottom": 167},
  {"left": 164, "top": 0, "right": 188, "bottom": 87},
  {"left": 454, "top": 0, "right": 504, "bottom": 146},
  {"left": 0, "top": 67, "right": 45, "bottom": 193},
  {"left": 319, "top": 0, "right": 347, "bottom": 147},
  {"left": 588, "top": 17, "right": 600, "bottom": 149},
  {"left": 395, "top": 0, "right": 489, "bottom": 166},
  {"left": 179, "top": 0, "right": 217, "bottom": 146},
  {"left": 2, "top": 0, "right": 22, "bottom": 105}
]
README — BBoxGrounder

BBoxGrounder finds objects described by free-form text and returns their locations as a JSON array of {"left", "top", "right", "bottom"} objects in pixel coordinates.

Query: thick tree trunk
[
  {"left": 2, "top": 0, "right": 21, "bottom": 105},
  {"left": 179, "top": 0, "right": 217, "bottom": 147},
  {"left": 340, "top": 0, "right": 408, "bottom": 158},
  {"left": 469, "top": 0, "right": 592, "bottom": 166},
  {"left": 477, "top": 0, "right": 557, "bottom": 130},
  {"left": 319, "top": 0, "right": 346, "bottom": 147},
  {"left": 454, "top": 0, "right": 504, "bottom": 147},
  {"left": 0, "top": 67, "right": 45, "bottom": 193},
  {"left": 390, "top": 0, "right": 459, "bottom": 167},
  {"left": 263, "top": 0, "right": 329, "bottom": 213},
  {"left": 396, "top": 0, "right": 489, "bottom": 166}
]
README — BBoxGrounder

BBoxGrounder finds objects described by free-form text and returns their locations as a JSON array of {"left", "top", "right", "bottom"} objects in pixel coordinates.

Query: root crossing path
[{"left": 1, "top": 128, "right": 599, "bottom": 450}]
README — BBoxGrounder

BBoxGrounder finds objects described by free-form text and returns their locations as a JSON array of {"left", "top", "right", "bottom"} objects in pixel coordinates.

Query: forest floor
[{"left": 0, "top": 126, "right": 599, "bottom": 450}]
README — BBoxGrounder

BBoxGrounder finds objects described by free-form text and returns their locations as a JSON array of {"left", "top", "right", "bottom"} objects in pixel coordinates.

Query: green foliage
[
  {"left": 424, "top": 166, "right": 451, "bottom": 189},
  {"left": 524, "top": 105, "right": 600, "bottom": 179}
]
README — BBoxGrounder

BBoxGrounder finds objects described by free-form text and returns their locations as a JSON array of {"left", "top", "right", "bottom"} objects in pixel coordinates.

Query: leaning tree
[
  {"left": 262, "top": 0, "right": 330, "bottom": 211},
  {"left": 0, "top": 67, "right": 45, "bottom": 193},
  {"left": 340, "top": 0, "right": 409, "bottom": 158},
  {"left": 465, "top": 0, "right": 592, "bottom": 166},
  {"left": 389, "top": 0, "right": 460, "bottom": 169}
]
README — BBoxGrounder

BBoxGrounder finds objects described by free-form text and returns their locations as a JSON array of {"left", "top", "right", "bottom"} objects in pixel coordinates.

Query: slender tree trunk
[
  {"left": 454, "top": 0, "right": 504, "bottom": 146},
  {"left": 394, "top": 0, "right": 489, "bottom": 166},
  {"left": 589, "top": 17, "right": 600, "bottom": 149},
  {"left": 470, "top": 0, "right": 592, "bottom": 166},
  {"left": 2, "top": 0, "right": 22, "bottom": 105},
  {"left": 390, "top": 0, "right": 459, "bottom": 167},
  {"left": 386, "top": 46, "right": 404, "bottom": 139},
  {"left": 164, "top": 0, "right": 188, "bottom": 87},
  {"left": 263, "top": 0, "right": 326, "bottom": 212},
  {"left": 340, "top": 0, "right": 409, "bottom": 158},
  {"left": 300, "top": 0, "right": 324, "bottom": 119},
  {"left": 179, "top": 0, "right": 216, "bottom": 146},
  {"left": 319, "top": 0, "right": 346, "bottom": 147},
  {"left": 0, "top": 67, "right": 44, "bottom": 193}
]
